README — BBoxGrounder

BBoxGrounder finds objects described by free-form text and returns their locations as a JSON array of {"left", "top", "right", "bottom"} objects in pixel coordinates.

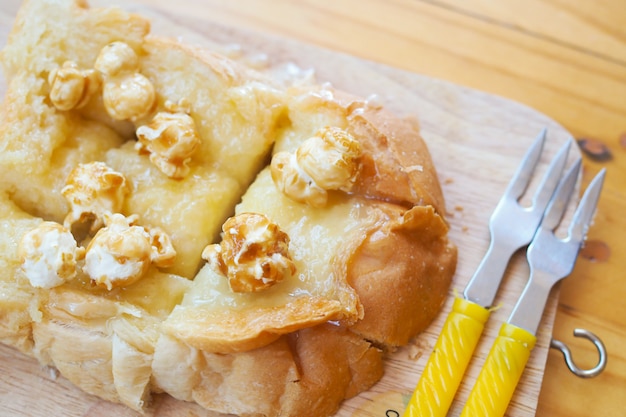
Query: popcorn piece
[
  {"left": 101, "top": 73, "right": 156, "bottom": 121},
  {"left": 135, "top": 100, "right": 201, "bottom": 179},
  {"left": 48, "top": 61, "right": 101, "bottom": 111},
  {"left": 202, "top": 213, "right": 296, "bottom": 293},
  {"left": 270, "top": 151, "right": 328, "bottom": 207},
  {"left": 298, "top": 126, "right": 361, "bottom": 189},
  {"left": 83, "top": 213, "right": 176, "bottom": 290},
  {"left": 62, "top": 161, "right": 130, "bottom": 233},
  {"left": 271, "top": 126, "right": 361, "bottom": 207},
  {"left": 93, "top": 41, "right": 139, "bottom": 77},
  {"left": 94, "top": 41, "right": 155, "bottom": 121},
  {"left": 18, "top": 222, "right": 85, "bottom": 289}
]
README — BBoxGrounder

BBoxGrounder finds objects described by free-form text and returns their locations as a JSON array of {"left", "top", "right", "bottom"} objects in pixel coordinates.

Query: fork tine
[
  {"left": 531, "top": 139, "right": 572, "bottom": 211},
  {"left": 568, "top": 169, "right": 606, "bottom": 242},
  {"left": 506, "top": 128, "right": 547, "bottom": 199},
  {"left": 540, "top": 158, "right": 582, "bottom": 231}
]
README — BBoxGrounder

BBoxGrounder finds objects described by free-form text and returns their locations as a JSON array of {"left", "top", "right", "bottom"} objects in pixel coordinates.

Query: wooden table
[{"left": 2, "top": 1, "right": 625, "bottom": 416}]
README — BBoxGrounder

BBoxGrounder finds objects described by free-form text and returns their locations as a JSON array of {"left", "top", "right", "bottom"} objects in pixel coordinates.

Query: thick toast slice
[{"left": 0, "top": 1, "right": 456, "bottom": 415}]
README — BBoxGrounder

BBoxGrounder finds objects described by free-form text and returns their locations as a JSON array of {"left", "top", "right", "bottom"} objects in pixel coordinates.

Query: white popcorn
[
  {"left": 271, "top": 126, "right": 361, "bottom": 207},
  {"left": 62, "top": 161, "right": 130, "bottom": 233},
  {"left": 297, "top": 126, "right": 361, "bottom": 190},
  {"left": 83, "top": 213, "right": 176, "bottom": 290},
  {"left": 18, "top": 222, "right": 85, "bottom": 289},
  {"left": 270, "top": 152, "right": 328, "bottom": 207}
]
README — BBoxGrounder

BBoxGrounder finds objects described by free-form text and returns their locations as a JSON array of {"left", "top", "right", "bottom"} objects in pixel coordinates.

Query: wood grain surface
[{"left": 1, "top": 1, "right": 624, "bottom": 416}]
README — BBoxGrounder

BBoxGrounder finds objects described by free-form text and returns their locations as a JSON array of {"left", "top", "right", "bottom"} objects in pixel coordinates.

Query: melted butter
[
  {"left": 52, "top": 269, "right": 191, "bottom": 320},
  {"left": 183, "top": 168, "right": 377, "bottom": 312}
]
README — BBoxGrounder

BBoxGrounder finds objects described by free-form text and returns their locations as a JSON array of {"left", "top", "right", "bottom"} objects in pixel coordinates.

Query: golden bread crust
[
  {"left": 164, "top": 293, "right": 351, "bottom": 353},
  {"left": 346, "top": 98, "right": 446, "bottom": 214},
  {"left": 343, "top": 103, "right": 456, "bottom": 346},
  {"left": 348, "top": 204, "right": 456, "bottom": 346}
]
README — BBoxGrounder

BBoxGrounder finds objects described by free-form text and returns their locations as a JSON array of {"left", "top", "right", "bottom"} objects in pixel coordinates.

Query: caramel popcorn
[
  {"left": 83, "top": 213, "right": 176, "bottom": 290},
  {"left": 18, "top": 222, "right": 85, "bottom": 289},
  {"left": 135, "top": 100, "right": 201, "bottom": 179},
  {"left": 62, "top": 161, "right": 130, "bottom": 233},
  {"left": 48, "top": 61, "right": 101, "bottom": 111},
  {"left": 271, "top": 126, "right": 361, "bottom": 207},
  {"left": 202, "top": 213, "right": 296, "bottom": 293},
  {"left": 94, "top": 41, "right": 155, "bottom": 121}
]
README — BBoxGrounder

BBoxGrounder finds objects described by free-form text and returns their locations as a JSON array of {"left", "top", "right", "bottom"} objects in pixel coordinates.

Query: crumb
[
  {"left": 404, "top": 164, "right": 423, "bottom": 173},
  {"left": 44, "top": 365, "right": 60, "bottom": 380},
  {"left": 407, "top": 338, "right": 430, "bottom": 361},
  {"left": 408, "top": 344, "right": 422, "bottom": 361}
]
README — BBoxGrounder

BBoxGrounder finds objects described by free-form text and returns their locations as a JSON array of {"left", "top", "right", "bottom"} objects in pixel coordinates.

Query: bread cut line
[{"left": 0, "top": 1, "right": 457, "bottom": 416}]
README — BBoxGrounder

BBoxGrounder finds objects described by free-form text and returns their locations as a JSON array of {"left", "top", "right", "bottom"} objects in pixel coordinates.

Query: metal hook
[{"left": 550, "top": 328, "right": 607, "bottom": 378}]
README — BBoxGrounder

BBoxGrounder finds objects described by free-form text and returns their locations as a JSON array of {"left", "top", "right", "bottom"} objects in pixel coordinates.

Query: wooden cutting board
[{"left": 0, "top": 2, "right": 580, "bottom": 416}]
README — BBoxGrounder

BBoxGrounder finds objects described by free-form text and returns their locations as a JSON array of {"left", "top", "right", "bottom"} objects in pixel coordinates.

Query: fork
[
  {"left": 459, "top": 162, "right": 606, "bottom": 417},
  {"left": 403, "top": 129, "right": 572, "bottom": 417}
]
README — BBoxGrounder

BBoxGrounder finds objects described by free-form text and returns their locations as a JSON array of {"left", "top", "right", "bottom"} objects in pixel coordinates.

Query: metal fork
[
  {"left": 460, "top": 162, "right": 606, "bottom": 417},
  {"left": 403, "top": 129, "right": 573, "bottom": 417},
  {"left": 463, "top": 128, "right": 572, "bottom": 307}
]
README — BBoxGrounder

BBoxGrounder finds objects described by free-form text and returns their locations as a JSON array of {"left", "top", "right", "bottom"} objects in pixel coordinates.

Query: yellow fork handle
[
  {"left": 403, "top": 297, "right": 490, "bottom": 417},
  {"left": 460, "top": 323, "right": 537, "bottom": 417}
]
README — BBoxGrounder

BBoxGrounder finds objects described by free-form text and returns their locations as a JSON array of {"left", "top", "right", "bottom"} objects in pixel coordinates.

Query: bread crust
[
  {"left": 0, "top": 0, "right": 457, "bottom": 416},
  {"left": 334, "top": 92, "right": 456, "bottom": 346},
  {"left": 164, "top": 293, "right": 352, "bottom": 353},
  {"left": 153, "top": 324, "right": 384, "bottom": 417},
  {"left": 347, "top": 99, "right": 446, "bottom": 214},
  {"left": 348, "top": 204, "right": 456, "bottom": 347}
]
